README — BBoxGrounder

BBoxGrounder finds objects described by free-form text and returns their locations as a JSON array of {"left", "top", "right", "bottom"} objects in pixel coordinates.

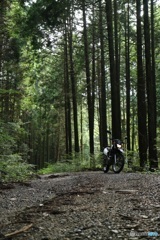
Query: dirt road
[{"left": 0, "top": 171, "right": 160, "bottom": 239}]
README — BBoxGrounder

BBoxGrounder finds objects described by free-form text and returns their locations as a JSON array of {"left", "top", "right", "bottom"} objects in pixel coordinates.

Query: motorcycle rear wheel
[
  {"left": 103, "top": 165, "right": 110, "bottom": 173},
  {"left": 112, "top": 152, "right": 124, "bottom": 173},
  {"left": 103, "top": 155, "right": 110, "bottom": 173}
]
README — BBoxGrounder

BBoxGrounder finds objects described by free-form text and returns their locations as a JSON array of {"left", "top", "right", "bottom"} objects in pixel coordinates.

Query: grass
[
  {"left": 38, "top": 154, "right": 160, "bottom": 175},
  {"left": 38, "top": 153, "right": 103, "bottom": 175},
  {"left": 38, "top": 162, "right": 81, "bottom": 174}
]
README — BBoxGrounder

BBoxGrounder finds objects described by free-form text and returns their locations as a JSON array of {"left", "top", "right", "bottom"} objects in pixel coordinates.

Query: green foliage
[
  {"left": 8, "top": 0, "right": 71, "bottom": 49},
  {"left": 0, "top": 121, "right": 34, "bottom": 182},
  {"left": 0, "top": 154, "right": 34, "bottom": 182},
  {"left": 38, "top": 162, "right": 78, "bottom": 174},
  {"left": 38, "top": 152, "right": 103, "bottom": 175}
]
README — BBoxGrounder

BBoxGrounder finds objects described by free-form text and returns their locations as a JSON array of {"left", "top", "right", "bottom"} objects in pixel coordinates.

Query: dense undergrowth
[
  {"left": 0, "top": 121, "right": 34, "bottom": 183},
  {"left": 0, "top": 120, "right": 160, "bottom": 183},
  {"left": 1, "top": 159, "right": 160, "bottom": 183}
]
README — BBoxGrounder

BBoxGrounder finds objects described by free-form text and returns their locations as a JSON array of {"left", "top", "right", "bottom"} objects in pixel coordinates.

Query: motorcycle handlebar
[
  {"left": 107, "top": 130, "right": 111, "bottom": 134},
  {"left": 107, "top": 130, "right": 128, "bottom": 143}
]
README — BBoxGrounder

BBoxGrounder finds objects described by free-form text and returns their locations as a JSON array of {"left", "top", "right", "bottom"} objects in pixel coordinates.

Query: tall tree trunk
[
  {"left": 105, "top": 0, "right": 121, "bottom": 139},
  {"left": 131, "top": 88, "right": 136, "bottom": 151},
  {"left": 99, "top": 0, "right": 107, "bottom": 150},
  {"left": 0, "top": 0, "right": 6, "bottom": 121},
  {"left": 64, "top": 24, "right": 72, "bottom": 155},
  {"left": 136, "top": 0, "right": 148, "bottom": 168},
  {"left": 0, "top": 0, "right": 4, "bottom": 74},
  {"left": 90, "top": 4, "right": 96, "bottom": 154},
  {"left": 113, "top": 0, "right": 121, "bottom": 139},
  {"left": 97, "top": 53, "right": 103, "bottom": 148},
  {"left": 68, "top": 17, "right": 80, "bottom": 153},
  {"left": 82, "top": 0, "right": 94, "bottom": 154},
  {"left": 143, "top": 0, "right": 158, "bottom": 169},
  {"left": 150, "top": 0, "right": 157, "bottom": 162},
  {"left": 125, "top": 1, "right": 131, "bottom": 151}
]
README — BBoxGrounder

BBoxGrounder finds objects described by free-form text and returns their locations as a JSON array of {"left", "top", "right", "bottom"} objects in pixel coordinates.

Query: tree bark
[
  {"left": 105, "top": 0, "right": 121, "bottom": 139},
  {"left": 125, "top": 1, "right": 131, "bottom": 151},
  {"left": 136, "top": 0, "right": 148, "bottom": 167},
  {"left": 99, "top": 0, "right": 107, "bottom": 150},
  {"left": 143, "top": 0, "right": 158, "bottom": 168},
  {"left": 64, "top": 23, "right": 72, "bottom": 155},
  {"left": 82, "top": 0, "right": 94, "bottom": 154},
  {"left": 68, "top": 16, "right": 80, "bottom": 153},
  {"left": 113, "top": 0, "right": 121, "bottom": 139}
]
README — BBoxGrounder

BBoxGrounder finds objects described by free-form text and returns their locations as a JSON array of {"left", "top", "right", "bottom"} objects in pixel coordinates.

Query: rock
[
  {"left": 111, "top": 229, "right": 119, "bottom": 234},
  {"left": 140, "top": 215, "right": 148, "bottom": 219}
]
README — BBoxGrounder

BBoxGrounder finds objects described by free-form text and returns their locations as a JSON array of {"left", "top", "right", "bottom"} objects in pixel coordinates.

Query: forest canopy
[{"left": 0, "top": 0, "right": 160, "bottom": 176}]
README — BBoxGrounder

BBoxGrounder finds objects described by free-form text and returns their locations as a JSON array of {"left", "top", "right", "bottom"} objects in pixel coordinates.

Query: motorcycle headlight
[{"left": 117, "top": 144, "right": 121, "bottom": 148}]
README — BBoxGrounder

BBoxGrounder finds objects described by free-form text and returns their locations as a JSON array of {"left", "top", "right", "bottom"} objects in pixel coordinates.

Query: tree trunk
[
  {"left": 125, "top": 1, "right": 131, "bottom": 151},
  {"left": 68, "top": 17, "right": 80, "bottom": 153},
  {"left": 99, "top": 0, "right": 107, "bottom": 150},
  {"left": 89, "top": 11, "right": 96, "bottom": 167},
  {"left": 0, "top": 0, "right": 4, "bottom": 74},
  {"left": 82, "top": 0, "right": 94, "bottom": 154},
  {"left": 105, "top": 0, "right": 121, "bottom": 139},
  {"left": 113, "top": 0, "right": 121, "bottom": 139},
  {"left": 143, "top": 0, "right": 158, "bottom": 169},
  {"left": 136, "top": 0, "right": 148, "bottom": 168},
  {"left": 150, "top": 0, "right": 157, "bottom": 164},
  {"left": 64, "top": 24, "right": 72, "bottom": 155}
]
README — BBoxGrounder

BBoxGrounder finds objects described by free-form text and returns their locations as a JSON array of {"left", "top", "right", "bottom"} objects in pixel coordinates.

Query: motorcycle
[{"left": 103, "top": 130, "right": 127, "bottom": 174}]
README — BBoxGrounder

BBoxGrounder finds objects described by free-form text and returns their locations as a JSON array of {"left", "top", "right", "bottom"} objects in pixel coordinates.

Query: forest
[{"left": 0, "top": 0, "right": 160, "bottom": 180}]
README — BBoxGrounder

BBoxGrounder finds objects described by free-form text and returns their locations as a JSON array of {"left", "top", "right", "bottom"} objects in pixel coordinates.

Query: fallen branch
[
  {"left": 5, "top": 224, "right": 33, "bottom": 238},
  {"left": 56, "top": 190, "right": 98, "bottom": 196},
  {"left": 115, "top": 189, "right": 138, "bottom": 194}
]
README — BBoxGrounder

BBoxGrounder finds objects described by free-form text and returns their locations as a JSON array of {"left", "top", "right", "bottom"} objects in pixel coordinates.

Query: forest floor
[{"left": 0, "top": 171, "right": 160, "bottom": 240}]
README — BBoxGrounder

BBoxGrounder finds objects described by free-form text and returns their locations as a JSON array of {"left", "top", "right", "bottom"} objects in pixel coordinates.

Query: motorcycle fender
[
  {"left": 103, "top": 147, "right": 109, "bottom": 156},
  {"left": 119, "top": 149, "right": 124, "bottom": 153}
]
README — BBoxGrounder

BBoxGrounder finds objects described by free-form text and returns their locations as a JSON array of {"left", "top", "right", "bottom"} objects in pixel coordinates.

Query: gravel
[{"left": 0, "top": 171, "right": 160, "bottom": 240}]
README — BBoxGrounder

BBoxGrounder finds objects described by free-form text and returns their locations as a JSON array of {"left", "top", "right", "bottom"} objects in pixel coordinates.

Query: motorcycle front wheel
[{"left": 112, "top": 152, "right": 124, "bottom": 173}]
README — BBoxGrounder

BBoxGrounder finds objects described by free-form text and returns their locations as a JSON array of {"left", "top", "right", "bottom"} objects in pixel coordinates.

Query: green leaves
[
  {"left": 0, "top": 121, "right": 34, "bottom": 182},
  {"left": 0, "top": 154, "right": 34, "bottom": 182}
]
